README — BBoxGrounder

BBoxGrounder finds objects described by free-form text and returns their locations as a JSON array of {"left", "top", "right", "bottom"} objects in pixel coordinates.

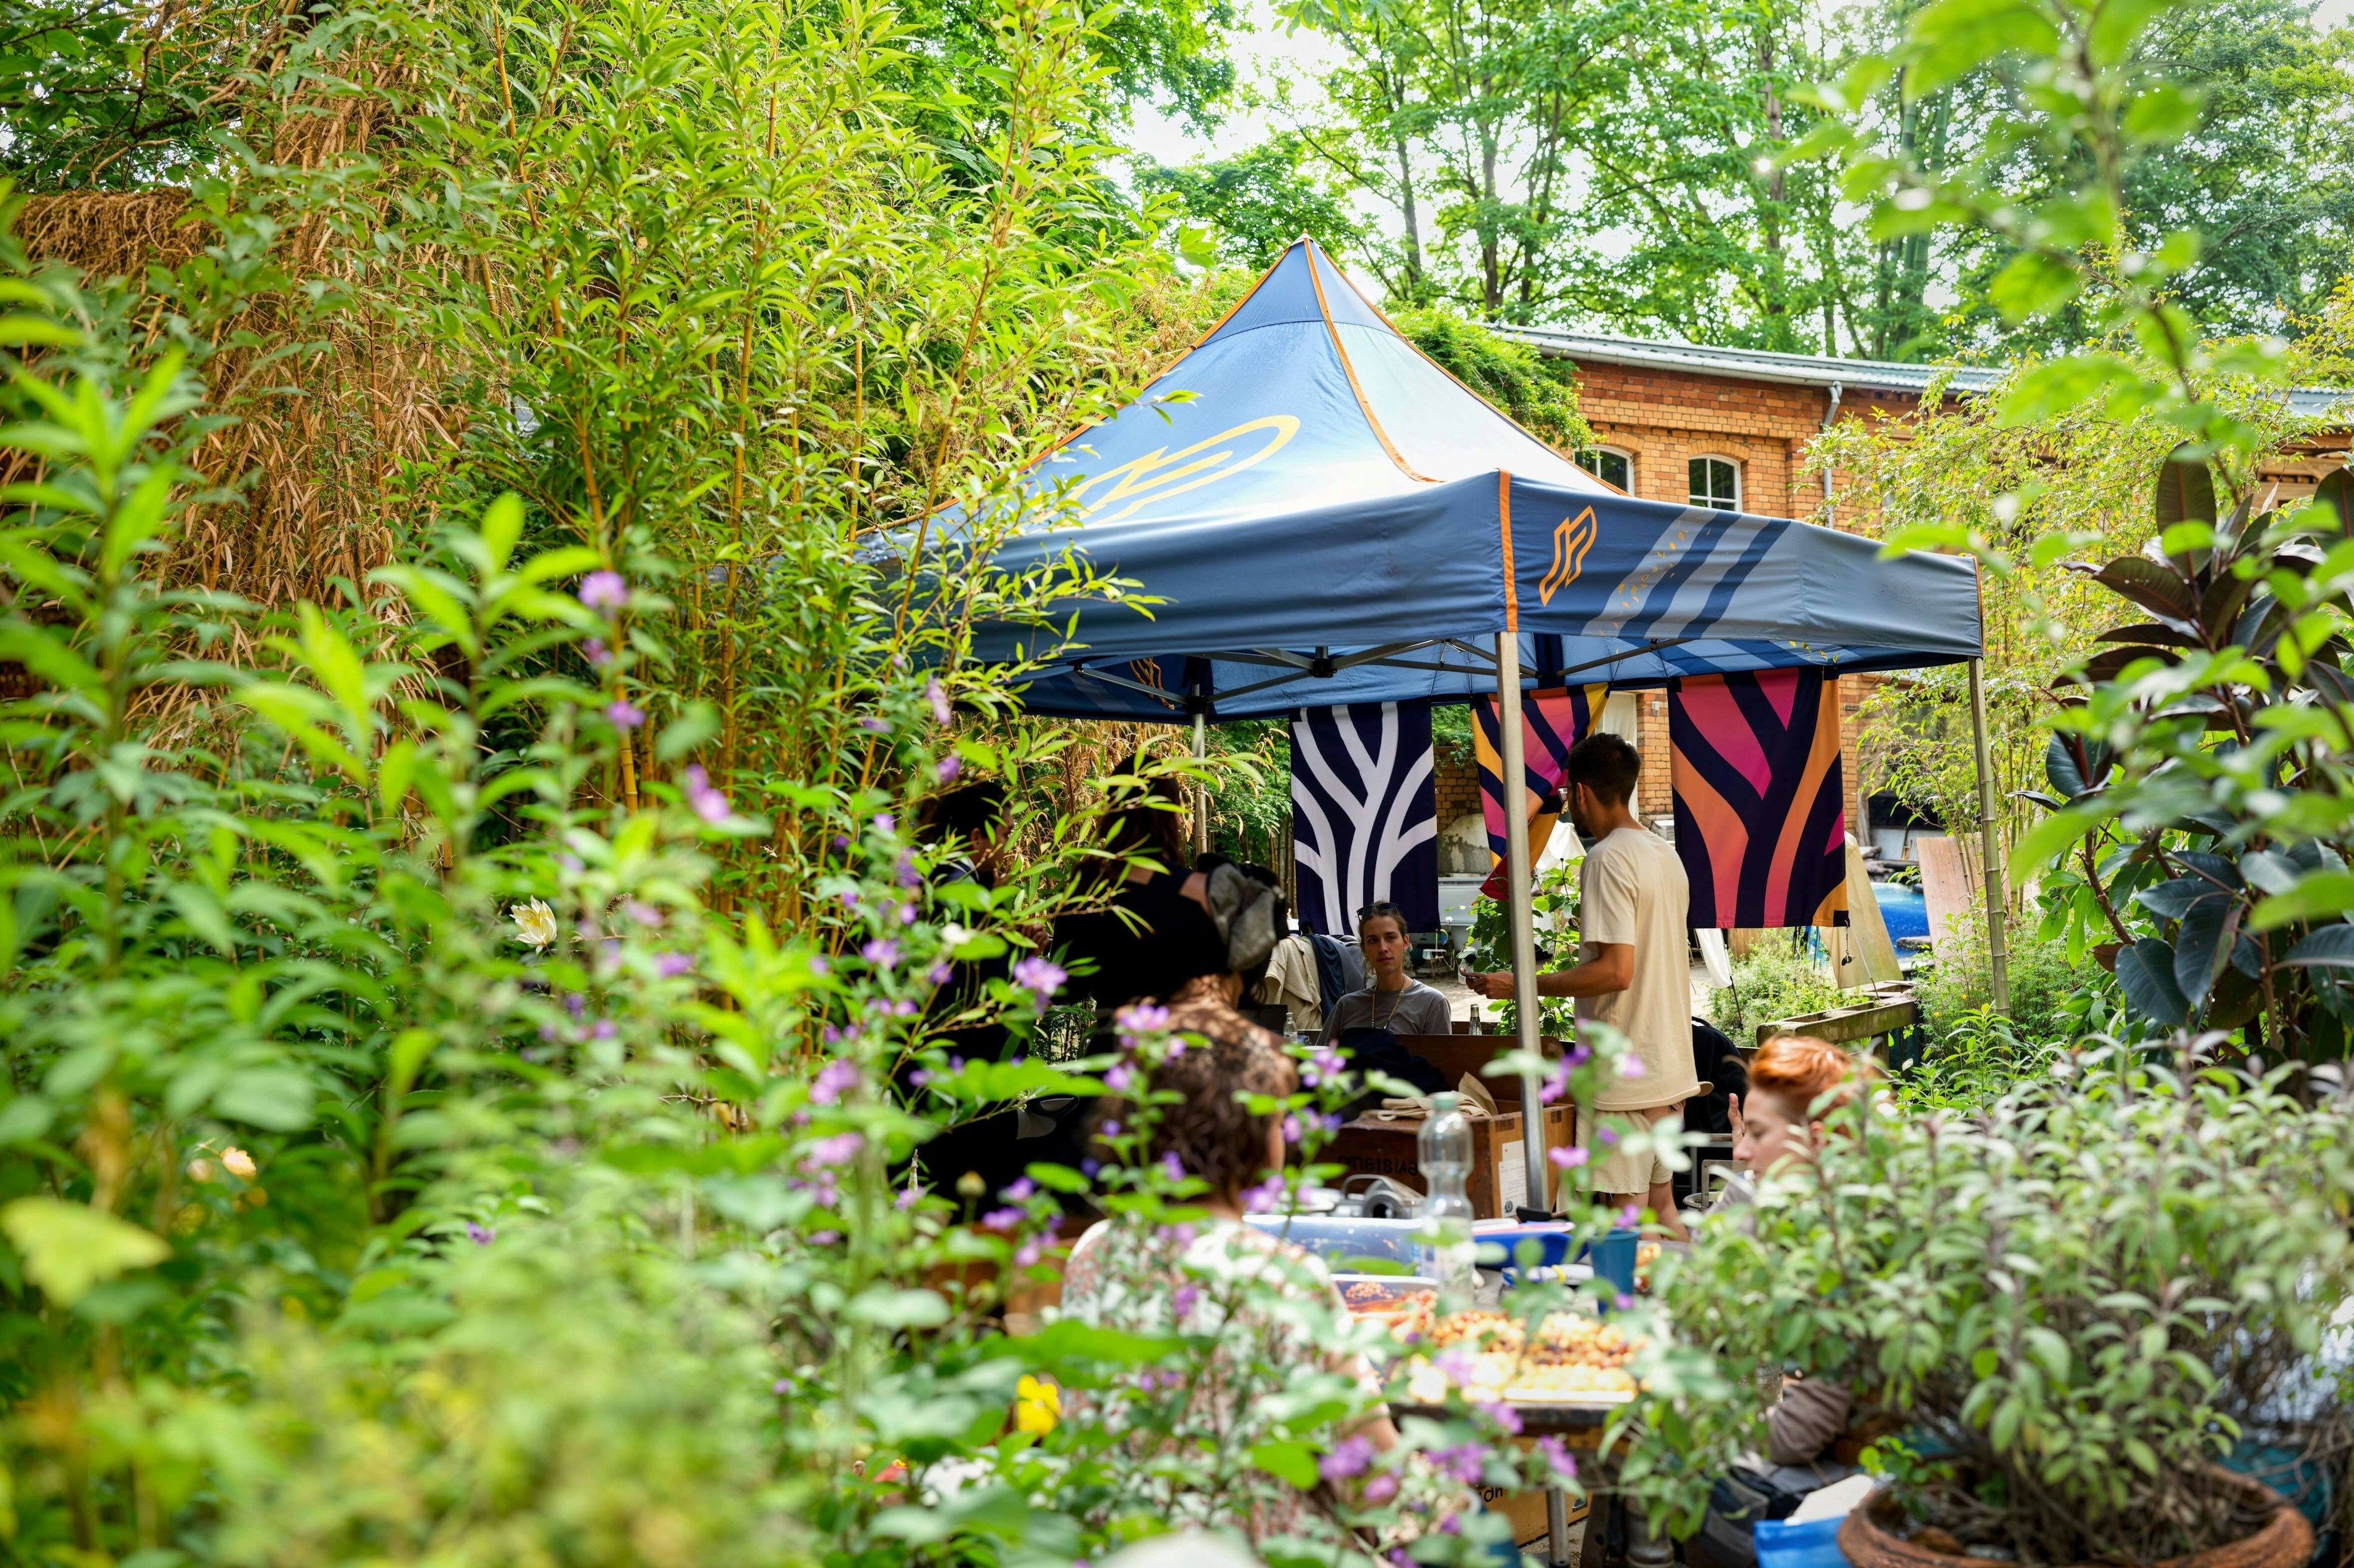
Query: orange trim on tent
[
  {"left": 1499, "top": 471, "right": 1518, "bottom": 633},
  {"left": 1323, "top": 255, "right": 1625, "bottom": 495},
  {"left": 1305, "top": 242, "right": 1434, "bottom": 484}
]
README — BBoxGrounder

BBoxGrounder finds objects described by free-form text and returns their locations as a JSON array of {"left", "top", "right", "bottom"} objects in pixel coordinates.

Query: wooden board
[
  {"left": 1916, "top": 834, "right": 1972, "bottom": 960},
  {"left": 1823, "top": 836, "right": 1903, "bottom": 988}
]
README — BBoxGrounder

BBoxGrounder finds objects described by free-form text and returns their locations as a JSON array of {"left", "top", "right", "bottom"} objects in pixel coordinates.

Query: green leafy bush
[
  {"left": 1704, "top": 944, "right": 1843, "bottom": 1046},
  {"left": 1618, "top": 1054, "right": 2354, "bottom": 1562},
  {"left": 1914, "top": 915, "right": 2101, "bottom": 1048}
]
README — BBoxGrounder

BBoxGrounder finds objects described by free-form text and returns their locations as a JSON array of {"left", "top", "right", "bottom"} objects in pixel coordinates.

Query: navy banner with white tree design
[{"left": 1290, "top": 701, "right": 1440, "bottom": 938}]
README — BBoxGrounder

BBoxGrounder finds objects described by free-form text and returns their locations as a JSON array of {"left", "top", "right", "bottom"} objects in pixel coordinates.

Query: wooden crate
[{"left": 1324, "top": 1103, "right": 1575, "bottom": 1217}]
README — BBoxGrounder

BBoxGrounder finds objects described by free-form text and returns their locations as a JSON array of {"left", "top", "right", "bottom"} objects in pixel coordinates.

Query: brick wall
[
  {"left": 1567, "top": 362, "right": 1923, "bottom": 526},
  {"left": 1434, "top": 745, "right": 1480, "bottom": 830}
]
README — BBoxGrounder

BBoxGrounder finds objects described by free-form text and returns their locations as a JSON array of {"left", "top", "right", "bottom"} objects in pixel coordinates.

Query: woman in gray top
[{"left": 1317, "top": 903, "right": 1452, "bottom": 1044}]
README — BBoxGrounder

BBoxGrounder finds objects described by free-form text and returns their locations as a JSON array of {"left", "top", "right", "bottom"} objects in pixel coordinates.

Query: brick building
[{"left": 1418, "top": 329, "right": 2350, "bottom": 853}]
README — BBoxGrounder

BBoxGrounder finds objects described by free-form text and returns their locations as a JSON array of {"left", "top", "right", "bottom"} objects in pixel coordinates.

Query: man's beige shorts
[{"left": 1583, "top": 1139, "right": 1671, "bottom": 1197}]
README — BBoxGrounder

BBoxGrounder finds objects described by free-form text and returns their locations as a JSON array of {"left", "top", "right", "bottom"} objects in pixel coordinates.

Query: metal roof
[{"left": 1494, "top": 324, "right": 2350, "bottom": 422}]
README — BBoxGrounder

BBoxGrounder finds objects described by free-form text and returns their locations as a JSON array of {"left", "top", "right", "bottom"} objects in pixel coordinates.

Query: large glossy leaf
[
  {"left": 2309, "top": 468, "right": 2352, "bottom": 533},
  {"left": 2172, "top": 851, "right": 2242, "bottom": 888},
  {"left": 2153, "top": 444, "right": 2218, "bottom": 529},
  {"left": 2133, "top": 877, "right": 2211, "bottom": 922},
  {"left": 2094, "top": 620, "right": 2199, "bottom": 648},
  {"left": 2173, "top": 896, "right": 2238, "bottom": 1006},
  {"left": 2196, "top": 573, "right": 2256, "bottom": 643},
  {"left": 2279, "top": 924, "right": 2354, "bottom": 969},
  {"left": 2088, "top": 557, "right": 2198, "bottom": 623},
  {"left": 2115, "top": 937, "right": 2191, "bottom": 1027},
  {"left": 2085, "top": 645, "right": 2181, "bottom": 681}
]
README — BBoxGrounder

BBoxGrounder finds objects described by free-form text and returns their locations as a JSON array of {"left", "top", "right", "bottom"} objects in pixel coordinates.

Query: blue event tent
[
  {"left": 907, "top": 239, "right": 2002, "bottom": 1216},
  {"left": 940, "top": 237, "right": 1983, "bottom": 721}
]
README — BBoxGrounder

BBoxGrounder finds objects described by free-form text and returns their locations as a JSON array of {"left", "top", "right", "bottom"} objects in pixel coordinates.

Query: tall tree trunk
[{"left": 1394, "top": 132, "right": 1424, "bottom": 291}]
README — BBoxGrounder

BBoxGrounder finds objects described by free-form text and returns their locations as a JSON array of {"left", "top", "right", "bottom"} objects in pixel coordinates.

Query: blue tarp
[{"left": 927, "top": 239, "right": 1981, "bottom": 720}]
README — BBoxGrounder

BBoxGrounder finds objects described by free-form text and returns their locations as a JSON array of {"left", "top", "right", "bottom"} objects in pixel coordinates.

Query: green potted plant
[{"left": 1615, "top": 1047, "right": 2352, "bottom": 1566}]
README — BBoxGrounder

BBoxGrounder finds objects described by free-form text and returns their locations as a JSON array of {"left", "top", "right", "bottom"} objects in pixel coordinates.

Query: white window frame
[
  {"left": 1575, "top": 445, "right": 1634, "bottom": 492},
  {"left": 1688, "top": 454, "right": 1741, "bottom": 511}
]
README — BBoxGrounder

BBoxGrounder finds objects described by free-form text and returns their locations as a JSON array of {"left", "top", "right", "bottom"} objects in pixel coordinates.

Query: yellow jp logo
[
  {"left": 1066, "top": 415, "right": 1300, "bottom": 523},
  {"left": 1539, "top": 507, "right": 1598, "bottom": 605}
]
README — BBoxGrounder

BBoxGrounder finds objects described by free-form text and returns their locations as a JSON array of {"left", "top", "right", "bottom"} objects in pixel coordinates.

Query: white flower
[
  {"left": 939, "top": 922, "right": 973, "bottom": 950},
  {"left": 511, "top": 899, "right": 559, "bottom": 948}
]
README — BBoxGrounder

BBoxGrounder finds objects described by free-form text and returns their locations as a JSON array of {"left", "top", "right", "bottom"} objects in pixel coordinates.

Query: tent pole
[
  {"left": 1968, "top": 658, "right": 2011, "bottom": 1014},
  {"left": 1192, "top": 713, "right": 1209, "bottom": 857},
  {"left": 1496, "top": 632, "right": 1552, "bottom": 1216}
]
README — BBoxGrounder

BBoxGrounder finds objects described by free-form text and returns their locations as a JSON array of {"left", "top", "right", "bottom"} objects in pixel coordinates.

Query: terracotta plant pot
[{"left": 1837, "top": 1468, "right": 2313, "bottom": 1568}]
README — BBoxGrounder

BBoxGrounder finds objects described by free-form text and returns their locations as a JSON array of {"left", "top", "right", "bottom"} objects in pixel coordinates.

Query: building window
[
  {"left": 1688, "top": 455, "right": 1740, "bottom": 511},
  {"left": 1575, "top": 447, "right": 1632, "bottom": 490}
]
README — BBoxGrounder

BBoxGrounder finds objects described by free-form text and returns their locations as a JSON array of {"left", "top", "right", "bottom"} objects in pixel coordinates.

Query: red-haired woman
[{"left": 1686, "top": 1035, "right": 1879, "bottom": 1568}]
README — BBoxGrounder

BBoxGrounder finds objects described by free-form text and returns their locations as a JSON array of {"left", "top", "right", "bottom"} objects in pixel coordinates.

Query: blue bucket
[{"left": 1752, "top": 1515, "right": 1850, "bottom": 1568}]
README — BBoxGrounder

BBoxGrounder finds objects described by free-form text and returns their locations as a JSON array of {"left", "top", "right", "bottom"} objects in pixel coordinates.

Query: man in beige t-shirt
[{"left": 1467, "top": 731, "right": 1696, "bottom": 1238}]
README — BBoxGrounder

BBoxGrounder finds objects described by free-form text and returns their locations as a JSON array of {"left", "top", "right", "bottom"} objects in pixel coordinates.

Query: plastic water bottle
[{"left": 1417, "top": 1092, "right": 1477, "bottom": 1290}]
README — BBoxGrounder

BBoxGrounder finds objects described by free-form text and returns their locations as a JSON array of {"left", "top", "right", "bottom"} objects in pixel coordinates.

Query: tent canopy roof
[{"left": 947, "top": 239, "right": 1981, "bottom": 720}]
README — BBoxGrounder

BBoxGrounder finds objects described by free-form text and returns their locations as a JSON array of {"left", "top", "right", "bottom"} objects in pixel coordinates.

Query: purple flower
[
  {"left": 578, "top": 571, "right": 629, "bottom": 611},
  {"left": 858, "top": 715, "right": 889, "bottom": 733},
  {"left": 1617, "top": 1292, "right": 1636, "bottom": 1311},
  {"left": 591, "top": 1019, "right": 616, "bottom": 1040},
  {"left": 1103, "top": 1062, "right": 1134, "bottom": 1094},
  {"left": 1171, "top": 1282, "right": 1200, "bottom": 1317},
  {"left": 584, "top": 636, "right": 612, "bottom": 668},
  {"left": 1540, "top": 1061, "right": 1572, "bottom": 1103},
  {"left": 1002, "top": 1177, "right": 1037, "bottom": 1202},
  {"left": 1536, "top": 1434, "right": 1579, "bottom": 1483},
  {"left": 1320, "top": 1434, "right": 1376, "bottom": 1483},
  {"left": 927, "top": 677, "right": 952, "bottom": 725},
  {"left": 928, "top": 962, "right": 953, "bottom": 986},
  {"left": 1099, "top": 1120, "right": 1121, "bottom": 1138},
  {"left": 810, "top": 1230, "right": 840, "bottom": 1246},
  {"left": 894, "top": 852, "right": 921, "bottom": 889},
  {"left": 1434, "top": 1345, "right": 1479, "bottom": 1385},
  {"left": 1160, "top": 1152, "right": 1186, "bottom": 1184},
  {"left": 623, "top": 900, "right": 661, "bottom": 926},
  {"left": 466, "top": 1222, "right": 495, "bottom": 1246},
  {"left": 1241, "top": 1174, "right": 1287, "bottom": 1213},
  {"left": 1617, "top": 1055, "right": 1647, "bottom": 1079},
  {"left": 897, "top": 903, "right": 918, "bottom": 926},
  {"left": 682, "top": 765, "right": 730, "bottom": 824},
  {"left": 861, "top": 937, "right": 900, "bottom": 969},
  {"left": 1011, "top": 955, "right": 1066, "bottom": 1008},
  {"left": 810, "top": 1059, "right": 861, "bottom": 1106},
  {"left": 891, "top": 998, "right": 917, "bottom": 1017},
  {"left": 1282, "top": 1114, "right": 1304, "bottom": 1145},
  {"left": 1550, "top": 1144, "right": 1590, "bottom": 1170},
  {"left": 772, "top": 1377, "right": 794, "bottom": 1395},
  {"left": 1596, "top": 1126, "right": 1619, "bottom": 1146},
  {"left": 563, "top": 992, "right": 585, "bottom": 1018},
  {"left": 980, "top": 1207, "right": 1023, "bottom": 1231},
  {"left": 1477, "top": 1399, "right": 1525, "bottom": 1435},
  {"left": 1079, "top": 1158, "right": 1101, "bottom": 1179},
  {"left": 936, "top": 753, "right": 962, "bottom": 783},
  {"left": 1301, "top": 1045, "right": 1346, "bottom": 1086},
  {"left": 896, "top": 1185, "right": 922, "bottom": 1210},
  {"left": 809, "top": 955, "right": 829, "bottom": 975},
  {"left": 1433, "top": 1442, "right": 1486, "bottom": 1484},
  {"left": 837, "top": 888, "right": 861, "bottom": 907},
  {"left": 804, "top": 1132, "right": 863, "bottom": 1169},
  {"left": 655, "top": 951, "right": 693, "bottom": 979},
  {"left": 1566, "top": 1042, "right": 1592, "bottom": 1068},
  {"left": 874, "top": 812, "right": 896, "bottom": 834},
  {"left": 1013, "top": 1238, "right": 1042, "bottom": 1268},
  {"left": 605, "top": 699, "right": 645, "bottom": 729},
  {"left": 1363, "top": 1472, "right": 1398, "bottom": 1502},
  {"left": 1617, "top": 1203, "right": 1642, "bottom": 1228}
]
